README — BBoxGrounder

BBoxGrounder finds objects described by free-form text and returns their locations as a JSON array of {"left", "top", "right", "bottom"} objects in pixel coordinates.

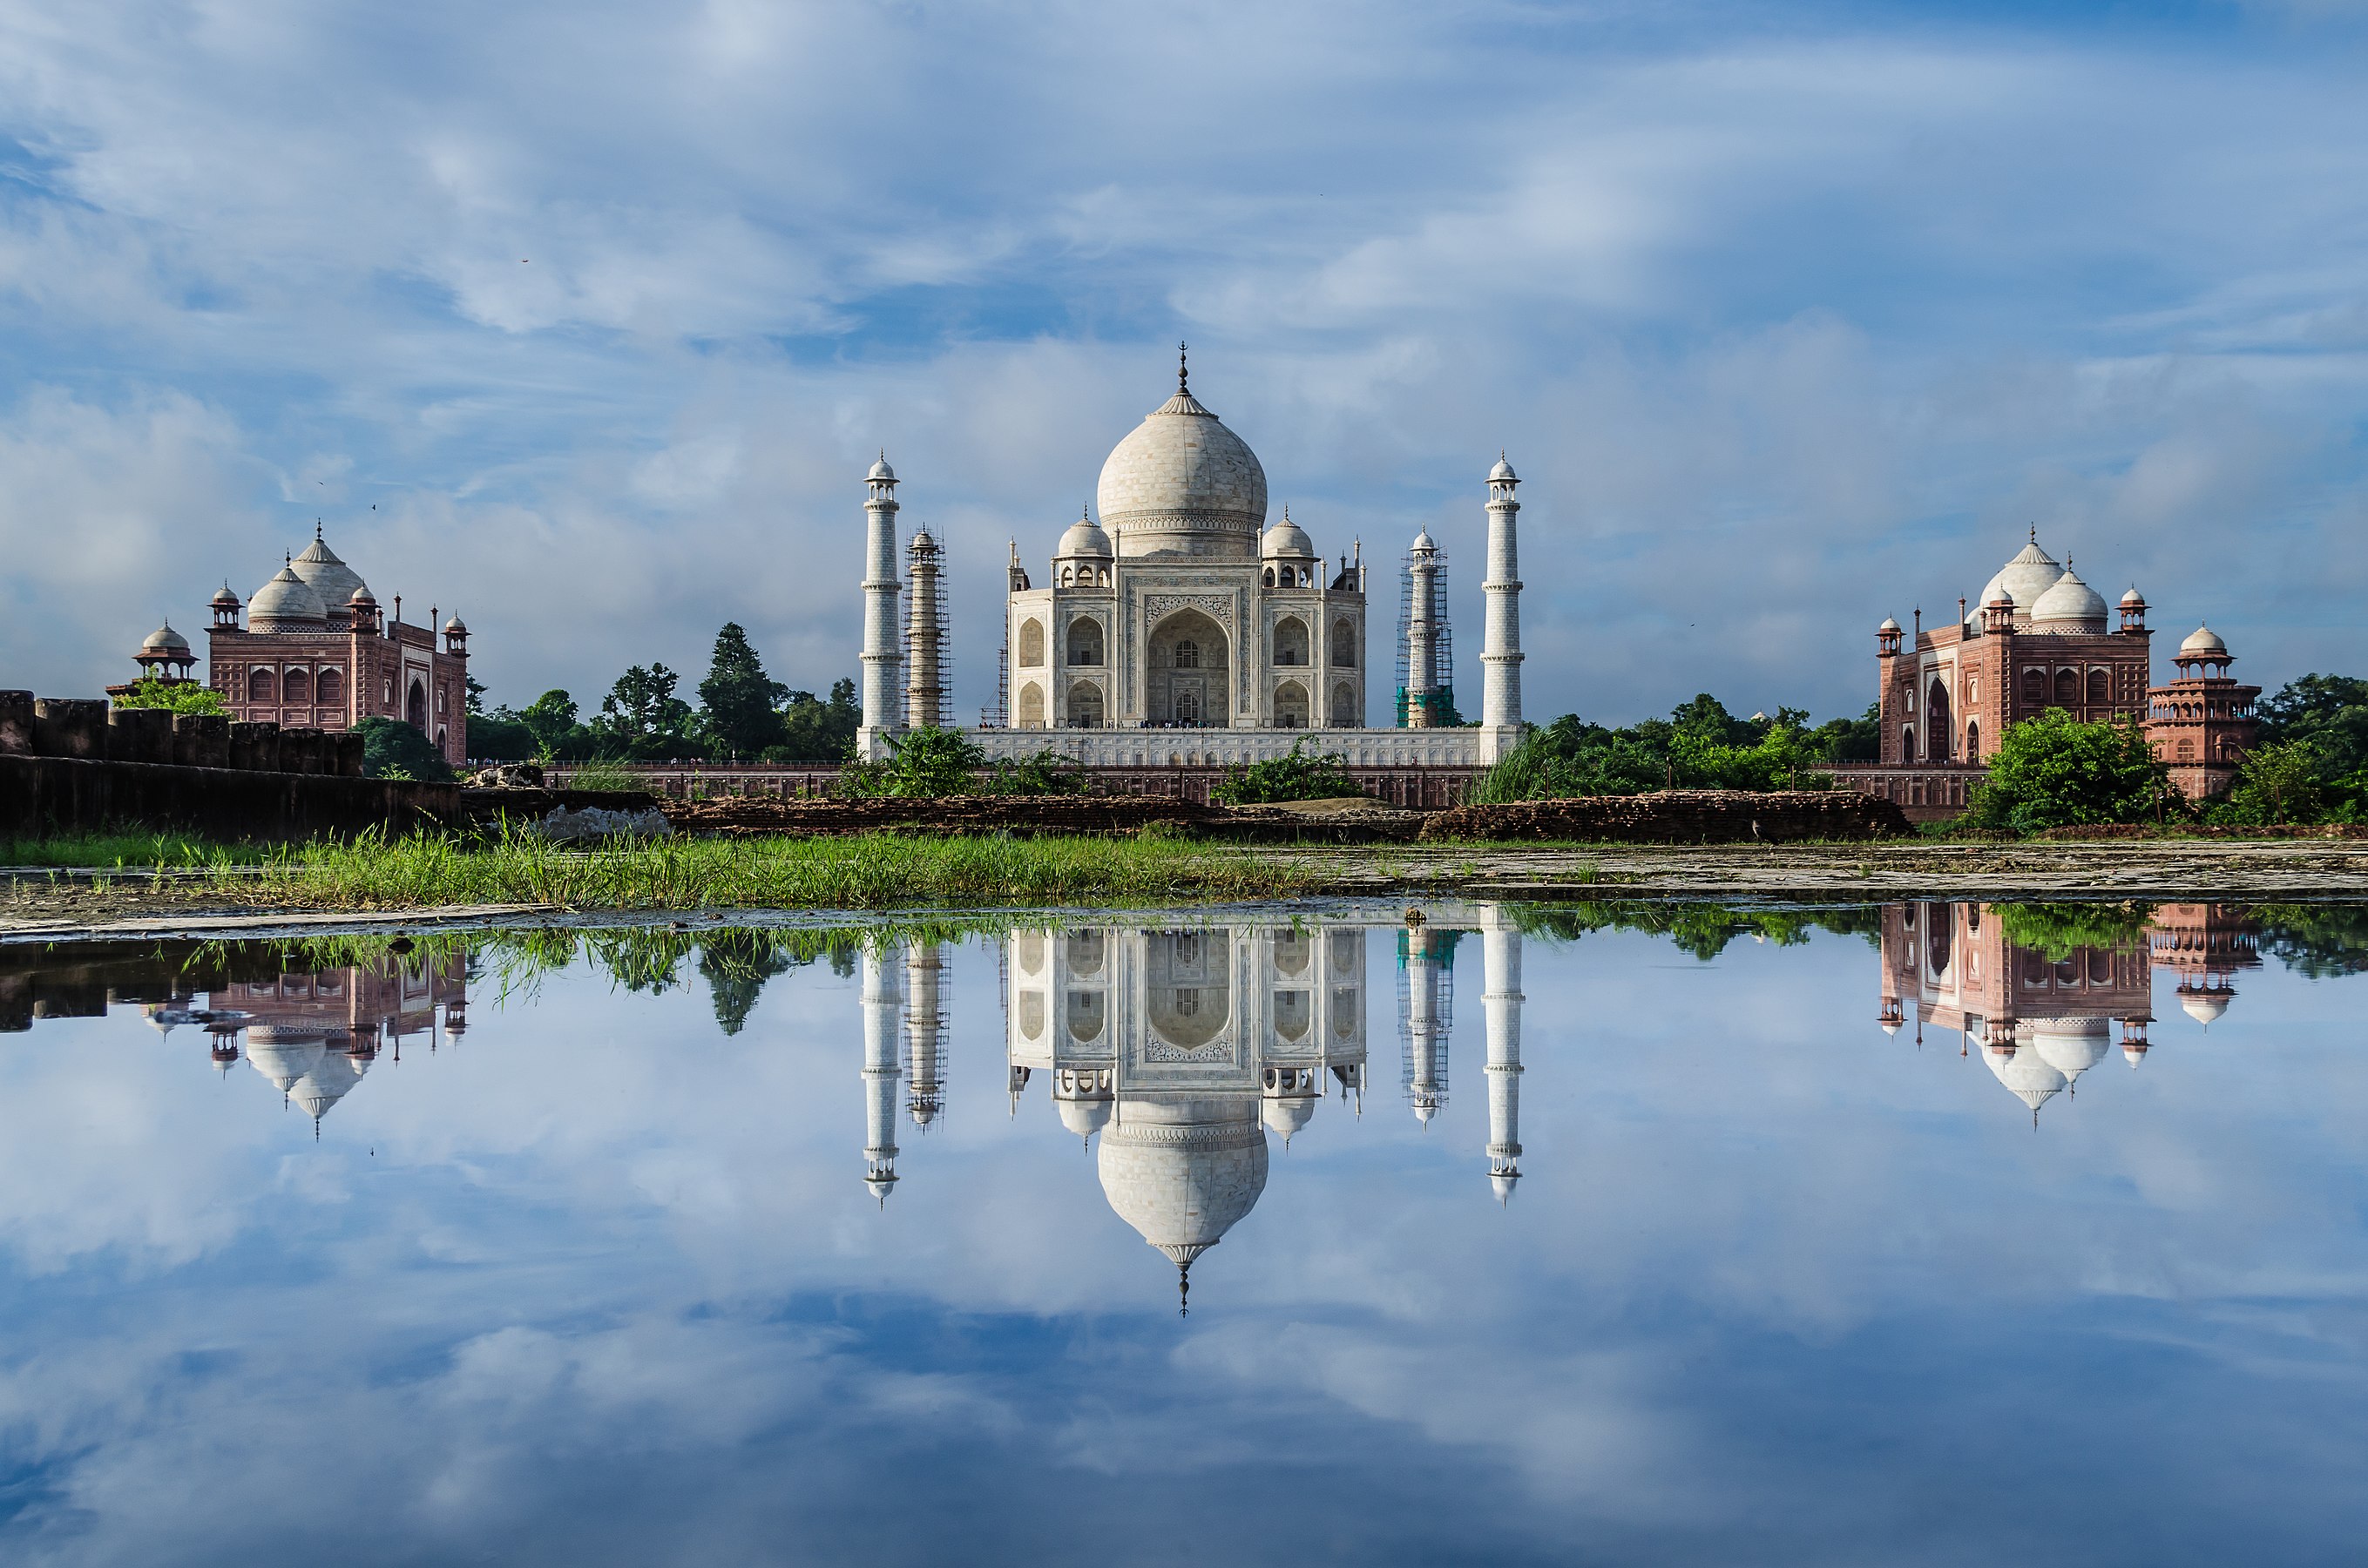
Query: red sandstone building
[
  {"left": 1848, "top": 531, "right": 2258, "bottom": 816},
  {"left": 200, "top": 527, "right": 470, "bottom": 767}
]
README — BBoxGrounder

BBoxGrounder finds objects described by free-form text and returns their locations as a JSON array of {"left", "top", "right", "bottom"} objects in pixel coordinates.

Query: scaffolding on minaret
[
  {"left": 1395, "top": 536, "right": 1457, "bottom": 727},
  {"left": 1397, "top": 927, "right": 1460, "bottom": 1125},
  {"left": 903, "top": 526, "right": 952, "bottom": 730}
]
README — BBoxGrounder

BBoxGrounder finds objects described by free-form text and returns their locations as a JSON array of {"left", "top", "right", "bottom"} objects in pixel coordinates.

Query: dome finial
[
  {"left": 1178, "top": 1258, "right": 1191, "bottom": 1318},
  {"left": 2029, "top": 523, "right": 2038, "bottom": 544},
  {"left": 1177, "top": 341, "right": 1188, "bottom": 395},
  {"left": 315, "top": 518, "right": 323, "bottom": 542}
]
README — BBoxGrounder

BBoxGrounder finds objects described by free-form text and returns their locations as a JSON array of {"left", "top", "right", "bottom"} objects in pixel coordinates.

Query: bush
[
  {"left": 985, "top": 749, "right": 1090, "bottom": 796},
  {"left": 1963, "top": 711, "right": 2166, "bottom": 834},
  {"left": 2215, "top": 740, "right": 2326, "bottom": 825},
  {"left": 354, "top": 717, "right": 455, "bottom": 782},
  {"left": 111, "top": 678, "right": 227, "bottom": 717},
  {"left": 466, "top": 713, "right": 536, "bottom": 762},
  {"left": 1210, "top": 740, "right": 1363, "bottom": 805},
  {"left": 839, "top": 727, "right": 988, "bottom": 797}
]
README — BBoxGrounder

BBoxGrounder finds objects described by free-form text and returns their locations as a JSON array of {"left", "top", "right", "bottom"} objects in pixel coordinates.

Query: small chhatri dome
[
  {"left": 349, "top": 585, "right": 377, "bottom": 606},
  {"left": 1979, "top": 532, "right": 2066, "bottom": 618},
  {"left": 140, "top": 621, "right": 191, "bottom": 657},
  {"left": 289, "top": 526, "right": 368, "bottom": 611},
  {"left": 443, "top": 612, "right": 466, "bottom": 634},
  {"left": 1490, "top": 453, "right": 1517, "bottom": 483},
  {"left": 1411, "top": 528, "right": 1438, "bottom": 553},
  {"left": 210, "top": 583, "right": 240, "bottom": 609},
  {"left": 1057, "top": 508, "right": 1112, "bottom": 558},
  {"left": 2180, "top": 623, "right": 2228, "bottom": 657},
  {"left": 869, "top": 451, "right": 896, "bottom": 483},
  {"left": 2120, "top": 585, "right": 2147, "bottom": 608},
  {"left": 1878, "top": 615, "right": 1901, "bottom": 632},
  {"left": 1261, "top": 505, "right": 1314, "bottom": 558},
  {"left": 248, "top": 562, "right": 328, "bottom": 629},
  {"left": 2030, "top": 564, "right": 2108, "bottom": 631}
]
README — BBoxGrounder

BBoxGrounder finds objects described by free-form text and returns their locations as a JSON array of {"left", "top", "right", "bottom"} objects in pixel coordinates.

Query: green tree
[
  {"left": 1964, "top": 710, "right": 2166, "bottom": 833},
  {"left": 697, "top": 623, "right": 786, "bottom": 759},
  {"left": 840, "top": 727, "right": 988, "bottom": 796},
  {"left": 2221, "top": 740, "right": 2326, "bottom": 824},
  {"left": 2258, "top": 674, "right": 2368, "bottom": 774},
  {"left": 773, "top": 678, "right": 862, "bottom": 761},
  {"left": 111, "top": 678, "right": 227, "bottom": 716},
  {"left": 519, "top": 690, "right": 582, "bottom": 757},
  {"left": 594, "top": 664, "right": 697, "bottom": 759},
  {"left": 355, "top": 715, "right": 455, "bottom": 781}
]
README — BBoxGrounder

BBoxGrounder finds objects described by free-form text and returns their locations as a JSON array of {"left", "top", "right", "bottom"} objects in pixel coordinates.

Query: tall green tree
[
  {"left": 595, "top": 664, "right": 696, "bottom": 759},
  {"left": 1964, "top": 710, "right": 2166, "bottom": 833},
  {"left": 697, "top": 623, "right": 786, "bottom": 759}
]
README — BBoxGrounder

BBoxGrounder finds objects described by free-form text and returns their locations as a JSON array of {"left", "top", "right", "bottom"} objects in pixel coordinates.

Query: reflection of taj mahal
[
  {"left": 856, "top": 351, "right": 1530, "bottom": 774},
  {"left": 858, "top": 912, "right": 1531, "bottom": 1311}
]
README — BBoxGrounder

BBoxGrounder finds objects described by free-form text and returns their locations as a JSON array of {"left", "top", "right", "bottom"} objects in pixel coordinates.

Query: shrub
[
  {"left": 1210, "top": 740, "right": 1363, "bottom": 805},
  {"left": 1963, "top": 710, "right": 2166, "bottom": 833},
  {"left": 837, "top": 727, "right": 989, "bottom": 797},
  {"left": 355, "top": 716, "right": 455, "bottom": 782},
  {"left": 2216, "top": 740, "right": 2327, "bottom": 825},
  {"left": 111, "top": 678, "right": 227, "bottom": 716},
  {"left": 986, "top": 749, "right": 1090, "bottom": 796}
]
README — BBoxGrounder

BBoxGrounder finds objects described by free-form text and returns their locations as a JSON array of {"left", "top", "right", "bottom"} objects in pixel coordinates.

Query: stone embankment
[
  {"left": 1420, "top": 789, "right": 1911, "bottom": 843},
  {"left": 0, "top": 690, "right": 457, "bottom": 840}
]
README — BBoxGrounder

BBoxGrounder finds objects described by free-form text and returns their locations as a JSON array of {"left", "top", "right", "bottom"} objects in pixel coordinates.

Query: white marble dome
[
  {"left": 2031, "top": 567, "right": 2108, "bottom": 632},
  {"left": 2032, "top": 1017, "right": 2111, "bottom": 1085},
  {"left": 248, "top": 564, "right": 328, "bottom": 630},
  {"left": 2180, "top": 624, "right": 2228, "bottom": 657},
  {"left": 289, "top": 532, "right": 368, "bottom": 615},
  {"left": 2179, "top": 989, "right": 2231, "bottom": 1025},
  {"left": 1261, "top": 509, "right": 1315, "bottom": 558},
  {"left": 1979, "top": 537, "right": 2065, "bottom": 620},
  {"left": 289, "top": 1049, "right": 369, "bottom": 1125},
  {"left": 1057, "top": 510, "right": 1113, "bottom": 558},
  {"left": 140, "top": 622, "right": 191, "bottom": 657},
  {"left": 1096, "top": 1097, "right": 1269, "bottom": 1266},
  {"left": 245, "top": 1026, "right": 327, "bottom": 1094},
  {"left": 1096, "top": 373, "right": 1268, "bottom": 560},
  {"left": 1056, "top": 1094, "right": 1113, "bottom": 1142}
]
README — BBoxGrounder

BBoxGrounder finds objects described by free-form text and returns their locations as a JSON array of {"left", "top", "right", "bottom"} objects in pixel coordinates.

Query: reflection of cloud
[{"left": 0, "top": 922, "right": 2366, "bottom": 1558}]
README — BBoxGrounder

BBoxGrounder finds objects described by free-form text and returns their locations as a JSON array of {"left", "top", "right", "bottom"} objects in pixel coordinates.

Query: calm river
[{"left": 1, "top": 900, "right": 2364, "bottom": 1565}]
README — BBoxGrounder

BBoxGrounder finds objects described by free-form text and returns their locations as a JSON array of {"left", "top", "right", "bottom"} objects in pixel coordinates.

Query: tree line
[{"left": 467, "top": 624, "right": 859, "bottom": 764}]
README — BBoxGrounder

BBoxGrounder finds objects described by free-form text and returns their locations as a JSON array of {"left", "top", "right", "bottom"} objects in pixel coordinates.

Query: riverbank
[{"left": 3, "top": 831, "right": 2364, "bottom": 938}]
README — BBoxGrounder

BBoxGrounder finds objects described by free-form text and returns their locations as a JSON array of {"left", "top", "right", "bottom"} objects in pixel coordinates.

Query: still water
[{"left": 1, "top": 901, "right": 2365, "bottom": 1565}]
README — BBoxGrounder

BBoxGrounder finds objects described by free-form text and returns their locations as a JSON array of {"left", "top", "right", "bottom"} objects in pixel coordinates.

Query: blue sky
[{"left": 2, "top": 0, "right": 2365, "bottom": 723}]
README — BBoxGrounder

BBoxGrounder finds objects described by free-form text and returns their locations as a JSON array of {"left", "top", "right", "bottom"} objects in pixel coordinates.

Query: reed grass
[
  {"left": 133, "top": 825, "right": 1324, "bottom": 911},
  {"left": 1, "top": 831, "right": 271, "bottom": 869}
]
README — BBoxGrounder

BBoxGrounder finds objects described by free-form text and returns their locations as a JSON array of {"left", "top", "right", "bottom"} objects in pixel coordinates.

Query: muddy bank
[{"left": 6, "top": 838, "right": 2364, "bottom": 940}]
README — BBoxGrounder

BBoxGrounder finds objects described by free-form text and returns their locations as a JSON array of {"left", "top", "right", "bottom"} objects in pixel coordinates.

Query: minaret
[
  {"left": 1403, "top": 532, "right": 1443, "bottom": 729},
  {"left": 905, "top": 941, "right": 945, "bottom": 1128},
  {"left": 1403, "top": 926, "right": 1448, "bottom": 1125},
  {"left": 858, "top": 455, "right": 903, "bottom": 760},
  {"left": 862, "top": 944, "right": 903, "bottom": 1202},
  {"left": 903, "top": 527, "right": 947, "bottom": 730},
  {"left": 1479, "top": 456, "right": 1525, "bottom": 760},
  {"left": 1481, "top": 907, "right": 1524, "bottom": 1203}
]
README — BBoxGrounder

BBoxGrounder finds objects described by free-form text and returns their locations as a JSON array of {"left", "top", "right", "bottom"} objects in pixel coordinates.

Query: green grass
[
  {"left": 7, "top": 825, "right": 1325, "bottom": 910},
  {"left": 0, "top": 832, "right": 272, "bottom": 869}
]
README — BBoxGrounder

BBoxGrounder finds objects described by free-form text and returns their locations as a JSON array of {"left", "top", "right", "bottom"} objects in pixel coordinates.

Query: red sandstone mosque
[
  {"left": 1865, "top": 531, "right": 2259, "bottom": 810},
  {"left": 125, "top": 524, "right": 472, "bottom": 767}
]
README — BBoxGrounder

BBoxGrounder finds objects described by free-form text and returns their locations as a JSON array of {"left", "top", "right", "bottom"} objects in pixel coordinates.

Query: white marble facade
[{"left": 857, "top": 354, "right": 1528, "bottom": 766}]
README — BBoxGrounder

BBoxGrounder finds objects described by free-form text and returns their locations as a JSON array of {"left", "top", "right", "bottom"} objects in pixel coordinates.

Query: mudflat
[{"left": 3, "top": 837, "right": 2363, "bottom": 940}]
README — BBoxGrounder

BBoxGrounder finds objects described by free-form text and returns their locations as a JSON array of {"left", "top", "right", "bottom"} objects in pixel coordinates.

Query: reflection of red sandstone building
[
  {"left": 194, "top": 950, "right": 467, "bottom": 1134},
  {"left": 2145, "top": 627, "right": 2261, "bottom": 801},
  {"left": 1877, "top": 901, "right": 2263, "bottom": 1119},
  {"left": 2146, "top": 902, "right": 2262, "bottom": 1028},
  {"left": 202, "top": 526, "right": 471, "bottom": 767}
]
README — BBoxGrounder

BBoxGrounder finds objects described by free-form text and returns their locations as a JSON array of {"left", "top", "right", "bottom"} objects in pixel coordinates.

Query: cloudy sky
[{"left": 2, "top": 0, "right": 2365, "bottom": 724}]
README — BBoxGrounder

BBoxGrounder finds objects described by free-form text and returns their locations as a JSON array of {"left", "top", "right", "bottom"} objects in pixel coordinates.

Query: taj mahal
[{"left": 856, "top": 349, "right": 1529, "bottom": 772}]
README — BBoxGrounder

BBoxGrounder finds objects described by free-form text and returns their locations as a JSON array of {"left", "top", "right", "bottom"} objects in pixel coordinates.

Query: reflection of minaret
[
  {"left": 862, "top": 945, "right": 903, "bottom": 1203},
  {"left": 904, "top": 942, "right": 945, "bottom": 1129},
  {"left": 1481, "top": 910, "right": 1524, "bottom": 1204},
  {"left": 1400, "top": 926, "right": 1451, "bottom": 1125}
]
